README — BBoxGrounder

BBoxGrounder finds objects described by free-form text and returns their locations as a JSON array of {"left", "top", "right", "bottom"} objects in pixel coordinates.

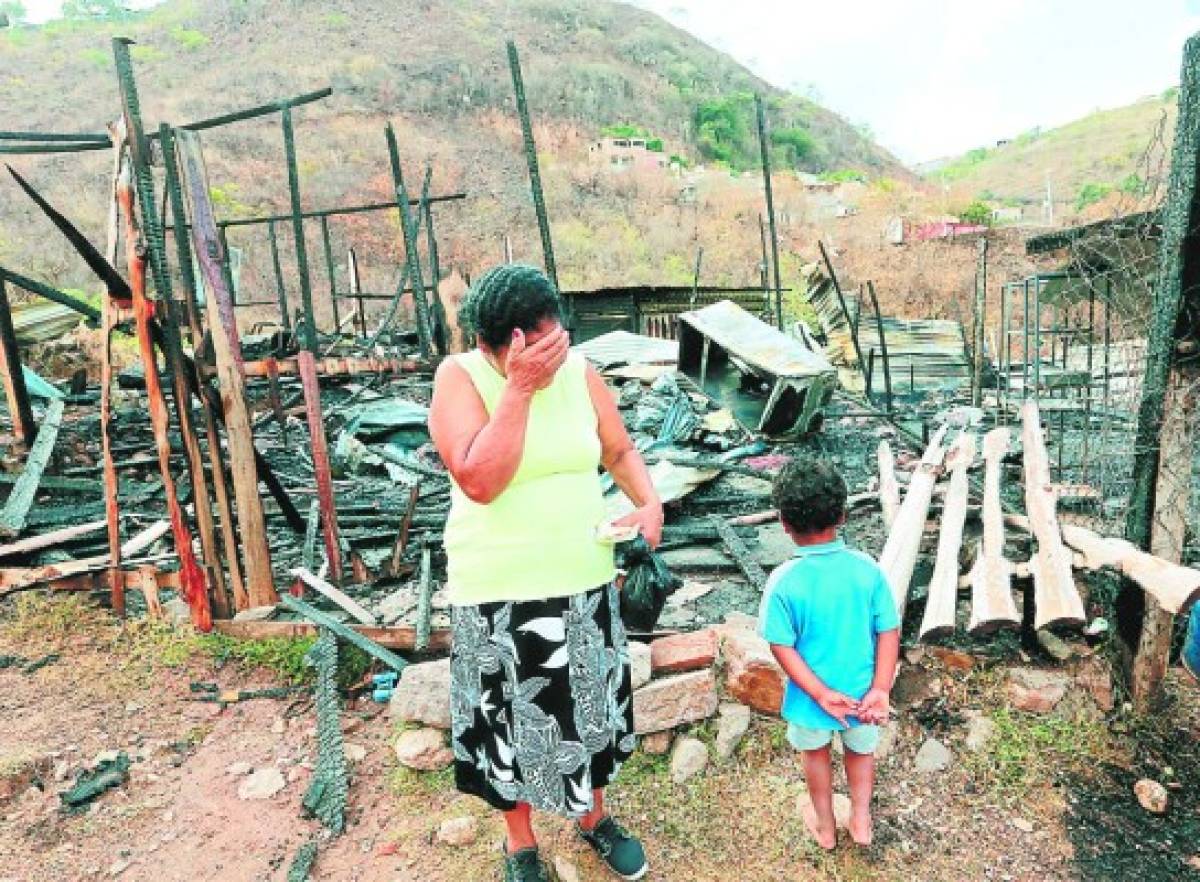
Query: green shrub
[
  {"left": 820, "top": 168, "right": 866, "bottom": 183},
  {"left": 1076, "top": 181, "right": 1113, "bottom": 211},
  {"left": 958, "top": 200, "right": 993, "bottom": 226},
  {"left": 770, "top": 126, "right": 814, "bottom": 167},
  {"left": 169, "top": 27, "right": 208, "bottom": 50}
]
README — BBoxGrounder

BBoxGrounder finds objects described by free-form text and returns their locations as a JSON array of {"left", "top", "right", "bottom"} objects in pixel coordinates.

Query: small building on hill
[{"left": 588, "top": 137, "right": 668, "bottom": 171}]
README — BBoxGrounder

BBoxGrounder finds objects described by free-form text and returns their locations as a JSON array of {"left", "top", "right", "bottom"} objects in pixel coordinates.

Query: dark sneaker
[
  {"left": 503, "top": 847, "right": 550, "bottom": 882},
  {"left": 578, "top": 817, "right": 648, "bottom": 880}
]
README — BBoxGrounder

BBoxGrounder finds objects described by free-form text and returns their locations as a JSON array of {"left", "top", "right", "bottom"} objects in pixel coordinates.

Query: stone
[
  {"left": 640, "top": 731, "right": 674, "bottom": 755},
  {"left": 162, "top": 598, "right": 191, "bottom": 626},
  {"left": 1006, "top": 668, "right": 1068, "bottom": 714},
  {"left": 723, "top": 611, "right": 758, "bottom": 630},
  {"left": 720, "top": 628, "right": 786, "bottom": 715},
  {"left": 108, "top": 858, "right": 131, "bottom": 877},
  {"left": 914, "top": 738, "right": 952, "bottom": 773},
  {"left": 714, "top": 702, "right": 752, "bottom": 762},
  {"left": 436, "top": 815, "right": 478, "bottom": 847},
  {"left": 271, "top": 718, "right": 286, "bottom": 735},
  {"left": 389, "top": 659, "right": 451, "bottom": 730},
  {"left": 632, "top": 670, "right": 719, "bottom": 734},
  {"left": 1010, "top": 817, "right": 1034, "bottom": 833},
  {"left": 903, "top": 646, "right": 927, "bottom": 665},
  {"left": 394, "top": 728, "right": 453, "bottom": 771},
  {"left": 553, "top": 855, "right": 581, "bottom": 882},
  {"left": 1074, "top": 656, "right": 1114, "bottom": 712},
  {"left": 875, "top": 723, "right": 896, "bottom": 761},
  {"left": 892, "top": 667, "right": 942, "bottom": 708},
  {"left": 929, "top": 646, "right": 975, "bottom": 671},
  {"left": 1134, "top": 778, "right": 1169, "bottom": 815},
  {"left": 225, "top": 761, "right": 253, "bottom": 777},
  {"left": 237, "top": 767, "right": 286, "bottom": 800},
  {"left": 232, "top": 605, "right": 277, "bottom": 622},
  {"left": 0, "top": 752, "right": 51, "bottom": 803},
  {"left": 650, "top": 628, "right": 719, "bottom": 674},
  {"left": 629, "top": 641, "right": 652, "bottom": 691},
  {"left": 670, "top": 736, "right": 709, "bottom": 784},
  {"left": 964, "top": 715, "right": 997, "bottom": 752},
  {"left": 344, "top": 743, "right": 367, "bottom": 764}
]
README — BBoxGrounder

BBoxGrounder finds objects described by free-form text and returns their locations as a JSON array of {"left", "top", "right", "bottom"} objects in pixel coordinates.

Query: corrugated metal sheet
[{"left": 573, "top": 330, "right": 679, "bottom": 369}]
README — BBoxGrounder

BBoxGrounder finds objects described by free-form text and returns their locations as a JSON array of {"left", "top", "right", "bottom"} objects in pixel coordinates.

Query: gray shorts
[{"left": 787, "top": 721, "right": 880, "bottom": 754}]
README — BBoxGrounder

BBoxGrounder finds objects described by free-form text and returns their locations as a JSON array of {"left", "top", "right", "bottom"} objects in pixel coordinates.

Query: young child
[{"left": 758, "top": 456, "right": 900, "bottom": 849}]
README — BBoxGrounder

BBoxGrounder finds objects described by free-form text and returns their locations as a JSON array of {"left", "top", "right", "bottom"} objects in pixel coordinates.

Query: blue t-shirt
[{"left": 757, "top": 538, "right": 900, "bottom": 730}]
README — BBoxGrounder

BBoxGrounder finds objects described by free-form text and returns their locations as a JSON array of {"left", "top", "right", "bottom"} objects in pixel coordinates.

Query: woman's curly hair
[
  {"left": 459, "top": 263, "right": 563, "bottom": 349},
  {"left": 773, "top": 456, "right": 847, "bottom": 534}
]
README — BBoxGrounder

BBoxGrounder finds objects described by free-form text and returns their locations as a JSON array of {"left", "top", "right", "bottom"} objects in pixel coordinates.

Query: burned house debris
[{"left": 2, "top": 24, "right": 1200, "bottom": 882}]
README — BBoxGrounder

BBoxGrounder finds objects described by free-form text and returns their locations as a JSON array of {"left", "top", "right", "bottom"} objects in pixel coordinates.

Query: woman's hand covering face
[{"left": 504, "top": 325, "right": 569, "bottom": 394}]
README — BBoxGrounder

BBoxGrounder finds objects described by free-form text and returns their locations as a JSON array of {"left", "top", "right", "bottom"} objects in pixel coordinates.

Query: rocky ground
[{"left": 2, "top": 593, "right": 1199, "bottom": 882}]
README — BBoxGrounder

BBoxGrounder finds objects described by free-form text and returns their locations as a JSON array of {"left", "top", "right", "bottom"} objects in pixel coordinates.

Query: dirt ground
[{"left": 2, "top": 596, "right": 1199, "bottom": 882}]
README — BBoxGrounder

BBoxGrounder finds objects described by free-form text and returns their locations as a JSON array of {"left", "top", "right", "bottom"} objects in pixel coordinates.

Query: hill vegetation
[
  {"left": 923, "top": 91, "right": 1175, "bottom": 221},
  {"left": 0, "top": 0, "right": 914, "bottom": 309}
]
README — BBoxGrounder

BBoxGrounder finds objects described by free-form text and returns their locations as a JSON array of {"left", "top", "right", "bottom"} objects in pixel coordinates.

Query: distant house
[
  {"left": 588, "top": 137, "right": 668, "bottom": 171},
  {"left": 996, "top": 138, "right": 1011, "bottom": 148}
]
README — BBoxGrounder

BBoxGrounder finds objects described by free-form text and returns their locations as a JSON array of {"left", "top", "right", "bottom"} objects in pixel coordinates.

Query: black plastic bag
[{"left": 617, "top": 537, "right": 682, "bottom": 633}]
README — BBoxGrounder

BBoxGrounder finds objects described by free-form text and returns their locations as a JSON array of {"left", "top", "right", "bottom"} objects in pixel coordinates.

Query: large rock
[
  {"left": 389, "top": 659, "right": 451, "bottom": 729},
  {"left": 892, "top": 666, "right": 943, "bottom": 708},
  {"left": 237, "top": 767, "right": 286, "bottom": 800},
  {"left": 720, "top": 627, "right": 786, "bottom": 716},
  {"left": 650, "top": 629, "right": 719, "bottom": 674},
  {"left": 914, "top": 738, "right": 952, "bottom": 773},
  {"left": 714, "top": 702, "right": 752, "bottom": 762},
  {"left": 670, "top": 736, "right": 709, "bottom": 784},
  {"left": 394, "top": 728, "right": 453, "bottom": 771},
  {"left": 632, "top": 670, "right": 719, "bottom": 734},
  {"left": 1006, "top": 667, "right": 1068, "bottom": 714},
  {"left": 640, "top": 731, "right": 674, "bottom": 755},
  {"left": 964, "top": 714, "right": 997, "bottom": 752},
  {"left": 628, "top": 641, "right": 652, "bottom": 691}
]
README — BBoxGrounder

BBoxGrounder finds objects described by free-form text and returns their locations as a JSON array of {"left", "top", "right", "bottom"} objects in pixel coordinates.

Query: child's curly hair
[{"left": 773, "top": 456, "right": 848, "bottom": 534}]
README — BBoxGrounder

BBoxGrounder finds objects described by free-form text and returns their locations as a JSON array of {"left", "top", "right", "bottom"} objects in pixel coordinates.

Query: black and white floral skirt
[{"left": 450, "top": 583, "right": 636, "bottom": 816}]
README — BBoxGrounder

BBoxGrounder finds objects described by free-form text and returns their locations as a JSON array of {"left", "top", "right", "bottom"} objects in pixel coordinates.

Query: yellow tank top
[{"left": 443, "top": 349, "right": 616, "bottom": 604}]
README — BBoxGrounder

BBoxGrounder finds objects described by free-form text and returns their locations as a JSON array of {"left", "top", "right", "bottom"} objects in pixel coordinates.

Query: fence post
[{"left": 1123, "top": 32, "right": 1200, "bottom": 708}]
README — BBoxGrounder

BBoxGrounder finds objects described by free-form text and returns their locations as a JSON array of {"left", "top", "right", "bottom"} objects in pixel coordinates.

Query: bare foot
[
  {"left": 848, "top": 810, "right": 872, "bottom": 847},
  {"left": 801, "top": 800, "right": 837, "bottom": 850}
]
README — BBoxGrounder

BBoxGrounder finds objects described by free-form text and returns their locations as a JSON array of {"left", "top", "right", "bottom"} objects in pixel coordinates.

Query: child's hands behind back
[
  {"left": 857, "top": 687, "right": 891, "bottom": 725},
  {"left": 816, "top": 689, "right": 860, "bottom": 727}
]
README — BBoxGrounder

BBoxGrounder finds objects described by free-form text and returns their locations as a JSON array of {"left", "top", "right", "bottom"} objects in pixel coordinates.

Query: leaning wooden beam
[
  {"left": 279, "top": 593, "right": 407, "bottom": 670},
  {"left": 0, "top": 519, "right": 106, "bottom": 560},
  {"left": 877, "top": 440, "right": 901, "bottom": 531},
  {"left": 967, "top": 428, "right": 1020, "bottom": 634},
  {"left": 177, "top": 128, "right": 278, "bottom": 609},
  {"left": 238, "top": 356, "right": 430, "bottom": 378},
  {"left": 0, "top": 399, "right": 65, "bottom": 539},
  {"left": 101, "top": 121, "right": 125, "bottom": 615},
  {"left": 710, "top": 515, "right": 767, "bottom": 590},
  {"left": 1021, "top": 400, "right": 1086, "bottom": 629},
  {"left": 1061, "top": 523, "right": 1200, "bottom": 615},
  {"left": 291, "top": 566, "right": 375, "bottom": 625},
  {"left": 0, "top": 277, "right": 34, "bottom": 447},
  {"left": 919, "top": 432, "right": 976, "bottom": 641},
  {"left": 880, "top": 425, "right": 949, "bottom": 618},
  {"left": 298, "top": 351, "right": 343, "bottom": 584},
  {"left": 214, "top": 618, "right": 449, "bottom": 653}
]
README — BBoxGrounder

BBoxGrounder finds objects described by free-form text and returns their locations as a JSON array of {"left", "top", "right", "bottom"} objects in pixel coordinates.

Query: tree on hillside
[
  {"left": 61, "top": 0, "right": 130, "bottom": 21},
  {"left": 0, "top": 2, "right": 26, "bottom": 26},
  {"left": 694, "top": 94, "right": 750, "bottom": 166}
]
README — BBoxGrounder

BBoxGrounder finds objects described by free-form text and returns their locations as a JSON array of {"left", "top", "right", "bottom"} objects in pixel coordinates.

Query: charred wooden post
[
  {"left": 177, "top": 128, "right": 277, "bottom": 610},
  {"left": 367, "top": 166, "right": 433, "bottom": 348},
  {"left": 384, "top": 125, "right": 433, "bottom": 357},
  {"left": 0, "top": 277, "right": 34, "bottom": 447},
  {"left": 919, "top": 433, "right": 976, "bottom": 640},
  {"left": 423, "top": 194, "right": 449, "bottom": 355},
  {"left": 865, "top": 281, "right": 894, "bottom": 413},
  {"left": 968, "top": 428, "right": 1019, "bottom": 634},
  {"left": 415, "top": 538, "right": 435, "bottom": 652},
  {"left": 388, "top": 482, "right": 421, "bottom": 578},
  {"left": 754, "top": 94, "right": 784, "bottom": 330},
  {"left": 264, "top": 356, "right": 287, "bottom": 443},
  {"left": 267, "top": 220, "right": 293, "bottom": 334},
  {"left": 282, "top": 106, "right": 317, "bottom": 352},
  {"left": 971, "top": 237, "right": 988, "bottom": 407},
  {"left": 298, "top": 349, "right": 343, "bottom": 584},
  {"left": 1020, "top": 400, "right": 1085, "bottom": 629},
  {"left": 711, "top": 515, "right": 767, "bottom": 590},
  {"left": 817, "top": 241, "right": 867, "bottom": 387},
  {"left": 1121, "top": 34, "right": 1200, "bottom": 707},
  {"left": 347, "top": 248, "right": 366, "bottom": 338},
  {"left": 319, "top": 216, "right": 342, "bottom": 336},
  {"left": 507, "top": 40, "right": 559, "bottom": 294},
  {"left": 880, "top": 425, "right": 948, "bottom": 618}
]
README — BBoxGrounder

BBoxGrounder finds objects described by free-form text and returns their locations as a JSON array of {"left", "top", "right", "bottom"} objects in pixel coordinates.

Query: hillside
[
  {"left": 922, "top": 91, "right": 1176, "bottom": 220},
  {"left": 0, "top": 0, "right": 908, "bottom": 304}
]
